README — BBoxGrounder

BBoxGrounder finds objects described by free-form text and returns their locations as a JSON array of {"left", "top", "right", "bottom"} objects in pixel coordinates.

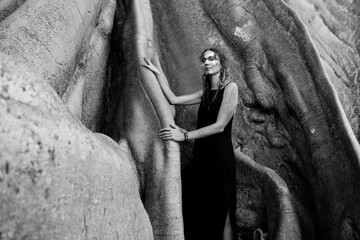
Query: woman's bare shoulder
[{"left": 224, "top": 82, "right": 238, "bottom": 92}]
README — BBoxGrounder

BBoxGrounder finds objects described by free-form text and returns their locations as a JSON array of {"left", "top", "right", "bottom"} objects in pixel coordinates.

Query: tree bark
[{"left": 1, "top": 0, "right": 360, "bottom": 239}]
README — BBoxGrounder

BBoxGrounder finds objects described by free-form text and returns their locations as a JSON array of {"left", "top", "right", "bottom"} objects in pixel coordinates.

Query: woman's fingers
[
  {"left": 141, "top": 65, "right": 150, "bottom": 70},
  {"left": 142, "top": 63, "right": 159, "bottom": 75},
  {"left": 158, "top": 126, "right": 183, "bottom": 142},
  {"left": 158, "top": 131, "right": 170, "bottom": 136},
  {"left": 160, "top": 136, "right": 172, "bottom": 140},
  {"left": 159, "top": 132, "right": 171, "bottom": 137},
  {"left": 141, "top": 64, "right": 153, "bottom": 72},
  {"left": 142, "top": 58, "right": 161, "bottom": 76},
  {"left": 143, "top": 57, "right": 150, "bottom": 65},
  {"left": 169, "top": 123, "right": 178, "bottom": 129},
  {"left": 142, "top": 63, "right": 152, "bottom": 70},
  {"left": 159, "top": 133, "right": 173, "bottom": 140},
  {"left": 159, "top": 127, "right": 175, "bottom": 140},
  {"left": 159, "top": 127, "right": 171, "bottom": 133}
]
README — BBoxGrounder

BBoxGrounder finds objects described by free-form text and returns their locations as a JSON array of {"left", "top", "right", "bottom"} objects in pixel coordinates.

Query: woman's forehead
[{"left": 203, "top": 50, "right": 217, "bottom": 59}]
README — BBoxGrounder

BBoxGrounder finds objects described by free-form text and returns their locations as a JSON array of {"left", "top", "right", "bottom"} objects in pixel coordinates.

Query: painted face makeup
[{"left": 201, "top": 51, "right": 221, "bottom": 75}]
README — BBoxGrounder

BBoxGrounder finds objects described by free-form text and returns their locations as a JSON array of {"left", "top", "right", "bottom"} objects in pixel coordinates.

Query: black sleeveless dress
[{"left": 182, "top": 87, "right": 236, "bottom": 240}]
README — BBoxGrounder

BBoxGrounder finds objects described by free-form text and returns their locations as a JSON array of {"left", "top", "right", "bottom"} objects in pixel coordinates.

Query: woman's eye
[{"left": 202, "top": 57, "right": 215, "bottom": 63}]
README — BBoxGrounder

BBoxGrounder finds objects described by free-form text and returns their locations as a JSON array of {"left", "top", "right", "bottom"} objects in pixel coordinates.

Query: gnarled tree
[{"left": 1, "top": 0, "right": 360, "bottom": 240}]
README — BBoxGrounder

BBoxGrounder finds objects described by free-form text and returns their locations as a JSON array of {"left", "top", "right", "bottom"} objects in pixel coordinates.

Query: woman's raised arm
[{"left": 142, "top": 58, "right": 202, "bottom": 105}]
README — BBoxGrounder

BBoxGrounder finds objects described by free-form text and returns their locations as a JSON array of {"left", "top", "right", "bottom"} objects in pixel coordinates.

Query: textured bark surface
[
  {"left": 148, "top": 0, "right": 360, "bottom": 239},
  {"left": 108, "top": 0, "right": 184, "bottom": 239},
  {"left": 0, "top": 0, "right": 154, "bottom": 239},
  {"left": 0, "top": 53, "right": 153, "bottom": 239},
  {"left": 235, "top": 151, "right": 301, "bottom": 239},
  {"left": 0, "top": 0, "right": 113, "bottom": 132},
  {"left": 1, "top": 0, "right": 360, "bottom": 239},
  {"left": 0, "top": 0, "right": 27, "bottom": 22},
  {"left": 285, "top": 0, "right": 360, "bottom": 138}
]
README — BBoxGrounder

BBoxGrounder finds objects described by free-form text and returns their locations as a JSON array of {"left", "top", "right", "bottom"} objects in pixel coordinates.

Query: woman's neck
[{"left": 210, "top": 72, "right": 220, "bottom": 90}]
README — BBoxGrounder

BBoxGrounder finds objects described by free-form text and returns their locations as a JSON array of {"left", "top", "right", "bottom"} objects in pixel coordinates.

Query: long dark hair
[{"left": 200, "top": 48, "right": 229, "bottom": 109}]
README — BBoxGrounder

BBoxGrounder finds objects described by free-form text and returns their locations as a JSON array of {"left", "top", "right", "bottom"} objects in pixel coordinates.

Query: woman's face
[{"left": 201, "top": 50, "right": 222, "bottom": 76}]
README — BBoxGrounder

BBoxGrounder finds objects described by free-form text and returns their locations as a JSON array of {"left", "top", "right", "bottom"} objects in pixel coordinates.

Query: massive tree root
[
  {"left": 235, "top": 151, "right": 301, "bottom": 240},
  {"left": 0, "top": 0, "right": 153, "bottom": 239},
  {"left": 109, "top": 0, "right": 184, "bottom": 239},
  {"left": 0, "top": 53, "right": 153, "bottom": 239}
]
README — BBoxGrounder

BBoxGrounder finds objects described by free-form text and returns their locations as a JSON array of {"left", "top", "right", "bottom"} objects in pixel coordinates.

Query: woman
[{"left": 143, "top": 48, "right": 238, "bottom": 240}]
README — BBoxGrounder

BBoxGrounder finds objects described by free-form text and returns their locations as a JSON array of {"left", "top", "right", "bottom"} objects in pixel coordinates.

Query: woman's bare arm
[
  {"left": 157, "top": 71, "right": 202, "bottom": 105},
  {"left": 142, "top": 58, "right": 202, "bottom": 105}
]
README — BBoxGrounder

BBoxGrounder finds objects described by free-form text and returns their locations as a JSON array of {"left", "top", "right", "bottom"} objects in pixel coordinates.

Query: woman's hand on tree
[
  {"left": 171, "top": 123, "right": 187, "bottom": 134},
  {"left": 159, "top": 124, "right": 186, "bottom": 142},
  {"left": 142, "top": 57, "right": 160, "bottom": 76}
]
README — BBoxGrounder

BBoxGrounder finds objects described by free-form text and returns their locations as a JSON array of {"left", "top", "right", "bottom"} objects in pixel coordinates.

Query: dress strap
[{"left": 220, "top": 81, "right": 232, "bottom": 90}]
